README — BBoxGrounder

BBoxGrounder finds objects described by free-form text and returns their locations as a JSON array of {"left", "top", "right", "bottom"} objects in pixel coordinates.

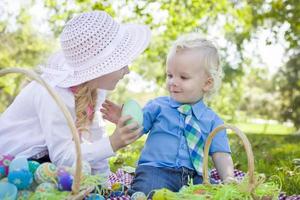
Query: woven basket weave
[{"left": 202, "top": 124, "right": 256, "bottom": 191}]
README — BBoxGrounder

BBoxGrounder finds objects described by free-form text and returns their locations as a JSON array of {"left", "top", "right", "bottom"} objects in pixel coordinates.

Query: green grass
[
  {"left": 229, "top": 134, "right": 300, "bottom": 195},
  {"left": 107, "top": 123, "right": 300, "bottom": 195},
  {"left": 232, "top": 122, "right": 295, "bottom": 135}
]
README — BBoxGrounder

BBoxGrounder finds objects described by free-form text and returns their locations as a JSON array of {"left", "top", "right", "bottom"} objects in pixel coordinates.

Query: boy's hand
[
  {"left": 212, "top": 152, "right": 235, "bottom": 183},
  {"left": 100, "top": 99, "right": 122, "bottom": 124},
  {"left": 109, "top": 115, "right": 142, "bottom": 152}
]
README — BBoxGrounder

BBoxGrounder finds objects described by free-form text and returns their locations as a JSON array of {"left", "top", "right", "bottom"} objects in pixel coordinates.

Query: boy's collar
[{"left": 169, "top": 97, "right": 207, "bottom": 121}]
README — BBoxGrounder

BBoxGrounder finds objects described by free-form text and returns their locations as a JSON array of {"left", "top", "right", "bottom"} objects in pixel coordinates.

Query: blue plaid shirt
[{"left": 138, "top": 97, "right": 231, "bottom": 171}]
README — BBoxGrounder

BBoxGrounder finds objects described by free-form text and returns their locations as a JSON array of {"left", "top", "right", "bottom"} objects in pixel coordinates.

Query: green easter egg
[
  {"left": 28, "top": 161, "right": 40, "bottom": 175},
  {"left": 121, "top": 99, "right": 143, "bottom": 126}
]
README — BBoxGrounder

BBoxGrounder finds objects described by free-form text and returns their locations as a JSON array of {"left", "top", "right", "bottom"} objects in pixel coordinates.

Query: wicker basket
[
  {"left": 202, "top": 124, "right": 265, "bottom": 198},
  {"left": 0, "top": 67, "right": 93, "bottom": 200}
]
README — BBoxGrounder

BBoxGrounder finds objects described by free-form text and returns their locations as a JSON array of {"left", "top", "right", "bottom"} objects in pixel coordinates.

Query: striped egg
[{"left": 34, "top": 163, "right": 57, "bottom": 184}]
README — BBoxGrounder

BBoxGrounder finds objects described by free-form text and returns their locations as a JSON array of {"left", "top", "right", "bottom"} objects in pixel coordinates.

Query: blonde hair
[
  {"left": 73, "top": 83, "right": 97, "bottom": 133},
  {"left": 167, "top": 33, "right": 223, "bottom": 100}
]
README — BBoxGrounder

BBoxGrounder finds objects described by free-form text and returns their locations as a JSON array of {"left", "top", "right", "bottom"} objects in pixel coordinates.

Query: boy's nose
[{"left": 169, "top": 79, "right": 178, "bottom": 87}]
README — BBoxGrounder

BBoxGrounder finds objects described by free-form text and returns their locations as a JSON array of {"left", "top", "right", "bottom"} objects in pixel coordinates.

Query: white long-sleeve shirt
[{"left": 0, "top": 81, "right": 115, "bottom": 175}]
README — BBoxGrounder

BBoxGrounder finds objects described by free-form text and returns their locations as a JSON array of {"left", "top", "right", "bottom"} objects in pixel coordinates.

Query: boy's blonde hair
[
  {"left": 74, "top": 83, "right": 97, "bottom": 134},
  {"left": 167, "top": 33, "right": 223, "bottom": 100}
]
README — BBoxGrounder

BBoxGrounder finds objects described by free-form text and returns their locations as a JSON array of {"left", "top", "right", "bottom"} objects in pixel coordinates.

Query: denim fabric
[{"left": 129, "top": 165, "right": 203, "bottom": 196}]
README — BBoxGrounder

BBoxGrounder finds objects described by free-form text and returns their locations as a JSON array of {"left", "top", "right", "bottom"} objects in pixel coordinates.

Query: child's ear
[{"left": 203, "top": 77, "right": 213, "bottom": 92}]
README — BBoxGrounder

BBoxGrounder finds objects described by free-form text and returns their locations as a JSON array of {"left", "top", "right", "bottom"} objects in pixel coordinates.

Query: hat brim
[{"left": 44, "top": 24, "right": 151, "bottom": 88}]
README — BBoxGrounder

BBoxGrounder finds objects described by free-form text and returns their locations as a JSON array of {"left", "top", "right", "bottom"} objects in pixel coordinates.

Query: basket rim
[
  {"left": 0, "top": 67, "right": 83, "bottom": 195},
  {"left": 202, "top": 124, "right": 255, "bottom": 193}
]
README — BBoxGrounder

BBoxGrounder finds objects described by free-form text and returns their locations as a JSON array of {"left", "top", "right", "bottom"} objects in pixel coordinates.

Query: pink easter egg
[{"left": 0, "top": 155, "right": 14, "bottom": 176}]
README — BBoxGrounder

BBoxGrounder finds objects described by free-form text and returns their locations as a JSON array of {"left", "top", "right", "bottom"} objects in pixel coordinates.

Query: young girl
[
  {"left": 0, "top": 11, "right": 151, "bottom": 176},
  {"left": 102, "top": 33, "right": 235, "bottom": 195}
]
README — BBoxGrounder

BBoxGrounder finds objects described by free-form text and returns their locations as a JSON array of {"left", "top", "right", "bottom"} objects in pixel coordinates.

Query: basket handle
[
  {"left": 0, "top": 68, "right": 82, "bottom": 195},
  {"left": 202, "top": 124, "right": 255, "bottom": 192}
]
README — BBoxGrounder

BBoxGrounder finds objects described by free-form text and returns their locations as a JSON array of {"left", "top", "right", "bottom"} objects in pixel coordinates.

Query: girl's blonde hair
[
  {"left": 73, "top": 83, "right": 97, "bottom": 133},
  {"left": 167, "top": 33, "right": 223, "bottom": 100}
]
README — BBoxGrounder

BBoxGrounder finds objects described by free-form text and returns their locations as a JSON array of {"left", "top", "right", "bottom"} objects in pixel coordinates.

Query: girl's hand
[
  {"left": 100, "top": 99, "right": 122, "bottom": 124},
  {"left": 109, "top": 115, "right": 142, "bottom": 152}
]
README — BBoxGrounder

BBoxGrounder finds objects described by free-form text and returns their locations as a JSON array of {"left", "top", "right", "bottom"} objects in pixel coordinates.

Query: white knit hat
[{"left": 41, "top": 11, "right": 151, "bottom": 87}]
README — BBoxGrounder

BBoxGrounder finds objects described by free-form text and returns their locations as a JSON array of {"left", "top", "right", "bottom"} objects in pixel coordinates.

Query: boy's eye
[{"left": 181, "top": 76, "right": 189, "bottom": 80}]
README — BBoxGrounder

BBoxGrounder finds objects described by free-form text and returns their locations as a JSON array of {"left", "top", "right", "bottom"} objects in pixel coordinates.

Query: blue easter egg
[
  {"left": 58, "top": 171, "right": 73, "bottom": 191},
  {"left": 0, "top": 166, "right": 5, "bottom": 179},
  {"left": 0, "top": 182, "right": 18, "bottom": 200},
  {"left": 9, "top": 157, "right": 28, "bottom": 172},
  {"left": 85, "top": 193, "right": 105, "bottom": 200},
  {"left": 8, "top": 169, "right": 33, "bottom": 190}
]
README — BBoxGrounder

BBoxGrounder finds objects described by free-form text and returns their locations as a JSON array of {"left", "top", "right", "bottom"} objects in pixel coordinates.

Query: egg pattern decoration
[
  {"left": 17, "top": 190, "right": 32, "bottom": 200},
  {"left": 35, "top": 182, "right": 57, "bottom": 193},
  {"left": 8, "top": 169, "right": 33, "bottom": 190},
  {"left": 8, "top": 157, "right": 33, "bottom": 190},
  {"left": 34, "top": 163, "right": 57, "bottom": 184}
]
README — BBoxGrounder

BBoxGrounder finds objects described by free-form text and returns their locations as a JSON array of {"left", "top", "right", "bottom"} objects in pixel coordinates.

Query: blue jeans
[{"left": 129, "top": 165, "right": 203, "bottom": 196}]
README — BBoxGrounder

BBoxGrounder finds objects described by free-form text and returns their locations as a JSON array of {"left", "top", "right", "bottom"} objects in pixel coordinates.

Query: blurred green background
[{"left": 0, "top": 0, "right": 299, "bottom": 195}]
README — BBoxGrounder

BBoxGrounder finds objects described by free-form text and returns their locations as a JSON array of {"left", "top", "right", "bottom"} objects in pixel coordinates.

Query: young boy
[{"left": 101, "top": 33, "right": 235, "bottom": 195}]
